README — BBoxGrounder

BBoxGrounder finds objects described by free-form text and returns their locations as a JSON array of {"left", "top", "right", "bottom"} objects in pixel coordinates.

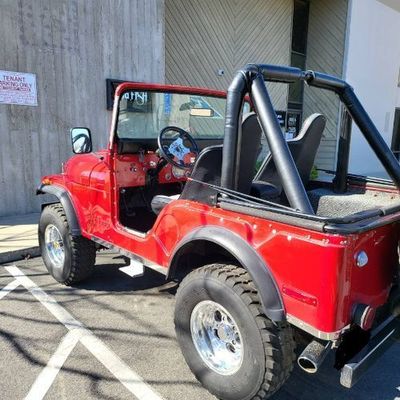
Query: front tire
[
  {"left": 174, "top": 264, "right": 295, "bottom": 400},
  {"left": 39, "top": 203, "right": 96, "bottom": 285}
]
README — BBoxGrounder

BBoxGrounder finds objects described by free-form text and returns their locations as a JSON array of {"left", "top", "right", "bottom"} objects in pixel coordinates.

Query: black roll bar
[
  {"left": 257, "top": 64, "right": 305, "bottom": 83},
  {"left": 221, "top": 64, "right": 400, "bottom": 216},
  {"left": 333, "top": 107, "right": 353, "bottom": 193},
  {"left": 250, "top": 73, "right": 314, "bottom": 214},
  {"left": 221, "top": 71, "right": 247, "bottom": 192},
  {"left": 221, "top": 64, "right": 314, "bottom": 214},
  {"left": 339, "top": 87, "right": 400, "bottom": 185}
]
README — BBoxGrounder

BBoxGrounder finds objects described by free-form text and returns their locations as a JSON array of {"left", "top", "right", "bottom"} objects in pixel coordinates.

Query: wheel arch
[
  {"left": 37, "top": 184, "right": 81, "bottom": 236},
  {"left": 168, "top": 226, "right": 285, "bottom": 321}
]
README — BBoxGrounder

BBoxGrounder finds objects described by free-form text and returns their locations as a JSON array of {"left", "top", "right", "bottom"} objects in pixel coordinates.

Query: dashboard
[{"left": 114, "top": 152, "right": 189, "bottom": 189}]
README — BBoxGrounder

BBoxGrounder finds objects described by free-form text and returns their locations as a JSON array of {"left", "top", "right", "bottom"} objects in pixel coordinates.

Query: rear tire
[
  {"left": 39, "top": 203, "right": 96, "bottom": 285},
  {"left": 174, "top": 264, "right": 295, "bottom": 400}
]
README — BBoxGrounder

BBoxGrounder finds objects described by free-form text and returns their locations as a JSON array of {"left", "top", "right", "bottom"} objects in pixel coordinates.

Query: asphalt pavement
[{"left": 0, "top": 252, "right": 399, "bottom": 400}]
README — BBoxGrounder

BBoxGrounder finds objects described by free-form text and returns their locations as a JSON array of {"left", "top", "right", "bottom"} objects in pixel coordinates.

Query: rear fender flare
[
  {"left": 169, "top": 226, "right": 285, "bottom": 321},
  {"left": 37, "top": 184, "right": 81, "bottom": 235}
]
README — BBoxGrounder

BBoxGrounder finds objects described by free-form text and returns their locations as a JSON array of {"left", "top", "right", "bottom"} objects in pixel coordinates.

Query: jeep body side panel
[
  {"left": 63, "top": 152, "right": 113, "bottom": 237},
  {"left": 51, "top": 186, "right": 397, "bottom": 336},
  {"left": 165, "top": 202, "right": 397, "bottom": 334},
  {"left": 164, "top": 202, "right": 397, "bottom": 334},
  {"left": 169, "top": 226, "right": 285, "bottom": 321}
]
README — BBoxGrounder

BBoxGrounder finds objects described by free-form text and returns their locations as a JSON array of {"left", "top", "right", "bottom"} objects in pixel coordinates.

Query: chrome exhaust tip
[{"left": 297, "top": 340, "right": 331, "bottom": 374}]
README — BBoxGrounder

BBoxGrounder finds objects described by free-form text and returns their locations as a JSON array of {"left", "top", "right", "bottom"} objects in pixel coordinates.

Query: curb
[{"left": 0, "top": 247, "right": 41, "bottom": 264}]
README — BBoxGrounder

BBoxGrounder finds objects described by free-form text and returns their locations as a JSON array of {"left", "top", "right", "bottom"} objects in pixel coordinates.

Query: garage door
[{"left": 165, "top": 0, "right": 293, "bottom": 110}]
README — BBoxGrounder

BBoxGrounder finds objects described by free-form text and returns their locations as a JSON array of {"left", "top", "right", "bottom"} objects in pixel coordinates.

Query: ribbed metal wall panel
[
  {"left": 165, "top": 0, "right": 293, "bottom": 109},
  {"left": 304, "top": 0, "right": 349, "bottom": 171}
]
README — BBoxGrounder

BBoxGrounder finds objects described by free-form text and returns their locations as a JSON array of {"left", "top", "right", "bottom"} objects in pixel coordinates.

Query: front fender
[
  {"left": 169, "top": 226, "right": 285, "bottom": 321},
  {"left": 37, "top": 184, "right": 81, "bottom": 236}
]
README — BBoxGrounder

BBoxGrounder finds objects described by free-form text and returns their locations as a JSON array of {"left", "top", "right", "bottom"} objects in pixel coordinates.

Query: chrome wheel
[
  {"left": 190, "top": 300, "right": 243, "bottom": 375},
  {"left": 44, "top": 224, "right": 65, "bottom": 269}
]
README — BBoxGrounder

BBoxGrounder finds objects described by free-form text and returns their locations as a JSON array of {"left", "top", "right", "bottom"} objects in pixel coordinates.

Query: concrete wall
[
  {"left": 0, "top": 0, "right": 165, "bottom": 216},
  {"left": 346, "top": 0, "right": 400, "bottom": 178}
]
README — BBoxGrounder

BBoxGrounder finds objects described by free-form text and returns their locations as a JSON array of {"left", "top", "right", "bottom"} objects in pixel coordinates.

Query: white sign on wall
[{"left": 0, "top": 70, "right": 38, "bottom": 106}]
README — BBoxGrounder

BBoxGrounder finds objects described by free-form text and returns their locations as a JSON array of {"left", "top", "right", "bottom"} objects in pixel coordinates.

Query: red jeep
[{"left": 37, "top": 64, "right": 400, "bottom": 400}]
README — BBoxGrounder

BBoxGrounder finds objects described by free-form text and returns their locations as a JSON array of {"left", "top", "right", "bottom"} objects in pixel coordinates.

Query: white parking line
[
  {"left": 25, "top": 329, "right": 82, "bottom": 400},
  {"left": 5, "top": 266, "right": 164, "bottom": 400},
  {"left": 0, "top": 279, "right": 20, "bottom": 300}
]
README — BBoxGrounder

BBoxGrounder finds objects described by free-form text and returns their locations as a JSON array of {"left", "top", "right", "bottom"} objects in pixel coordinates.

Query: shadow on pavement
[
  {"left": 72, "top": 254, "right": 178, "bottom": 295},
  {"left": 3, "top": 254, "right": 398, "bottom": 400},
  {"left": 275, "top": 350, "right": 400, "bottom": 400}
]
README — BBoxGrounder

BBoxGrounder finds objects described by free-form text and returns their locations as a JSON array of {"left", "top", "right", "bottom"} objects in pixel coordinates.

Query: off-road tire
[
  {"left": 39, "top": 203, "right": 96, "bottom": 285},
  {"left": 174, "top": 264, "right": 295, "bottom": 400}
]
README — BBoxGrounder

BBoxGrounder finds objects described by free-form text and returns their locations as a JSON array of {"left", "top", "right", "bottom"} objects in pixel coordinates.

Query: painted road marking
[
  {"left": 25, "top": 330, "right": 82, "bottom": 400},
  {"left": 3, "top": 266, "right": 165, "bottom": 400},
  {"left": 120, "top": 259, "right": 144, "bottom": 277},
  {"left": 0, "top": 279, "right": 20, "bottom": 300}
]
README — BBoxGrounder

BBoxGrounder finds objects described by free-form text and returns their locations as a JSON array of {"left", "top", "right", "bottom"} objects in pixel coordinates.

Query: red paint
[
  {"left": 115, "top": 82, "right": 227, "bottom": 99},
  {"left": 113, "top": 153, "right": 187, "bottom": 188},
  {"left": 282, "top": 286, "right": 318, "bottom": 307},
  {"left": 39, "top": 83, "right": 400, "bottom": 337}
]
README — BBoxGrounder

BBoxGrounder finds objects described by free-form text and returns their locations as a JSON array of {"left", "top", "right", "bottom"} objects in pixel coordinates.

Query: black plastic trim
[
  {"left": 217, "top": 197, "right": 400, "bottom": 235},
  {"left": 323, "top": 213, "right": 400, "bottom": 234},
  {"left": 219, "top": 200, "right": 326, "bottom": 232},
  {"left": 168, "top": 225, "right": 285, "bottom": 321},
  {"left": 36, "top": 184, "right": 81, "bottom": 235},
  {"left": 219, "top": 196, "right": 383, "bottom": 224}
]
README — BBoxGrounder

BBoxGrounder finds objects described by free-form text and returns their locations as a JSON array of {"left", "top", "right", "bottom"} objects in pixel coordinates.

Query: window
[{"left": 117, "top": 91, "right": 229, "bottom": 140}]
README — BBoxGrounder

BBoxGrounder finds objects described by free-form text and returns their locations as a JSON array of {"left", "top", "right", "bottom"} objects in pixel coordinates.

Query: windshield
[{"left": 117, "top": 90, "right": 250, "bottom": 140}]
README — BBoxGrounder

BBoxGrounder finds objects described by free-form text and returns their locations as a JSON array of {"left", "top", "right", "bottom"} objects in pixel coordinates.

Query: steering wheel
[{"left": 158, "top": 126, "right": 199, "bottom": 169}]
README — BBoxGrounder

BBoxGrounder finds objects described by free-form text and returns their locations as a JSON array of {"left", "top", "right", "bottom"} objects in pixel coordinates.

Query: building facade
[
  {"left": 0, "top": 0, "right": 164, "bottom": 216},
  {"left": 0, "top": 0, "right": 397, "bottom": 217},
  {"left": 346, "top": 0, "right": 400, "bottom": 178}
]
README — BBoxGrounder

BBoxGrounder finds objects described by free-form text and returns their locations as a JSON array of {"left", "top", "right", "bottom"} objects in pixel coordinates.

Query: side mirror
[{"left": 70, "top": 127, "right": 92, "bottom": 154}]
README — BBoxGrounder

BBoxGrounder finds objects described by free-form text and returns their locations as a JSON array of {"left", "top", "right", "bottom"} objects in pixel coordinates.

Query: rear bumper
[{"left": 340, "top": 316, "right": 400, "bottom": 388}]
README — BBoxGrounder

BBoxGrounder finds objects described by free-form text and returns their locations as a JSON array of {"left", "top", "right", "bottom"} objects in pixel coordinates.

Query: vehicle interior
[
  {"left": 114, "top": 89, "right": 233, "bottom": 232},
  {"left": 114, "top": 80, "right": 400, "bottom": 234}
]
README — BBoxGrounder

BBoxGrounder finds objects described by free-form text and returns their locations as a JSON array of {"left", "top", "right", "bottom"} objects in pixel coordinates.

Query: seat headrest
[
  {"left": 293, "top": 113, "right": 326, "bottom": 142},
  {"left": 242, "top": 112, "right": 261, "bottom": 131}
]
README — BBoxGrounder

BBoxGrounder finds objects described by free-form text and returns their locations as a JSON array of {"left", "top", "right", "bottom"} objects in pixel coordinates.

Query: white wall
[{"left": 345, "top": 0, "right": 400, "bottom": 178}]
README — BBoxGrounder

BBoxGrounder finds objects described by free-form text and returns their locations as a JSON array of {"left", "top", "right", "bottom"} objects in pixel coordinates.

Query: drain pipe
[{"left": 297, "top": 340, "right": 332, "bottom": 374}]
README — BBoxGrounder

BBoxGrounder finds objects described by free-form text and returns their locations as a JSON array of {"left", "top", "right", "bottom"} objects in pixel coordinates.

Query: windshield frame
[{"left": 110, "top": 82, "right": 228, "bottom": 148}]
